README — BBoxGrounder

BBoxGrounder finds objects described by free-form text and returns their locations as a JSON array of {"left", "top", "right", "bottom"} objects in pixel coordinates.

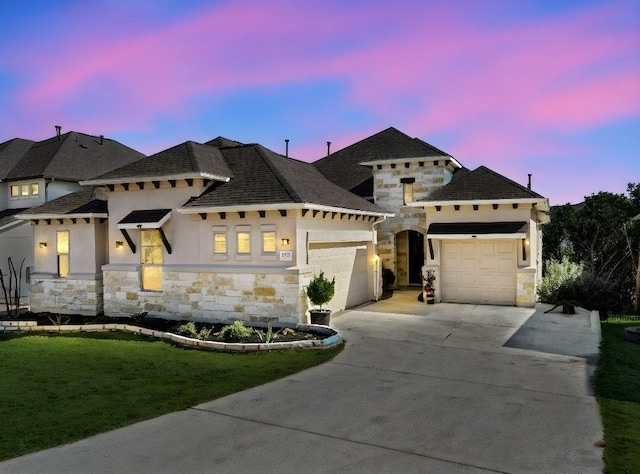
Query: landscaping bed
[{"left": 0, "top": 312, "right": 338, "bottom": 349}]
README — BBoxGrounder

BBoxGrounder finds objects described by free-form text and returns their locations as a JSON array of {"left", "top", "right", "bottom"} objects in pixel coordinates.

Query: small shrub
[
  {"left": 306, "top": 272, "right": 335, "bottom": 309},
  {"left": 537, "top": 257, "right": 584, "bottom": 303},
  {"left": 216, "top": 321, "right": 253, "bottom": 342},
  {"left": 178, "top": 321, "right": 198, "bottom": 338},
  {"left": 177, "top": 322, "right": 213, "bottom": 340},
  {"left": 574, "top": 272, "right": 622, "bottom": 312},
  {"left": 255, "top": 323, "right": 282, "bottom": 343}
]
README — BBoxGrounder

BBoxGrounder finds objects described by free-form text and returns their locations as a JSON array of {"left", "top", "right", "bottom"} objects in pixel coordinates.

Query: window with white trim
[
  {"left": 262, "top": 231, "right": 276, "bottom": 253},
  {"left": 141, "top": 230, "right": 163, "bottom": 291},
  {"left": 57, "top": 231, "right": 70, "bottom": 277},
  {"left": 260, "top": 224, "right": 277, "bottom": 255},
  {"left": 236, "top": 225, "right": 251, "bottom": 255},
  {"left": 212, "top": 226, "right": 227, "bottom": 254},
  {"left": 10, "top": 185, "right": 19, "bottom": 197}
]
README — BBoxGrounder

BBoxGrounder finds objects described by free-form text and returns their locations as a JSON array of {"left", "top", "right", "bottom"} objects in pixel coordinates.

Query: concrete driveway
[{"left": 1, "top": 292, "right": 604, "bottom": 473}]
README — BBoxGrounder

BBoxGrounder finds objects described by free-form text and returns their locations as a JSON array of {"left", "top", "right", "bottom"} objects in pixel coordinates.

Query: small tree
[
  {"left": 0, "top": 257, "right": 25, "bottom": 318},
  {"left": 306, "top": 272, "right": 335, "bottom": 310}
]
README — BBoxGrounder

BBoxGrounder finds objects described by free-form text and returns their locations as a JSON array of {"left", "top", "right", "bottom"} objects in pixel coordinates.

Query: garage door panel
[
  {"left": 441, "top": 239, "right": 516, "bottom": 305},
  {"left": 479, "top": 257, "right": 495, "bottom": 270}
]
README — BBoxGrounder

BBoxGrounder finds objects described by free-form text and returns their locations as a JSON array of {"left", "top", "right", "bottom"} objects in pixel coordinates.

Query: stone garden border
[{"left": 0, "top": 320, "right": 342, "bottom": 352}]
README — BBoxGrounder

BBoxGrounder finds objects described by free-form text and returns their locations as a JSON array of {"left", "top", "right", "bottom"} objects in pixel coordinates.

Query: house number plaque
[{"left": 279, "top": 250, "right": 293, "bottom": 261}]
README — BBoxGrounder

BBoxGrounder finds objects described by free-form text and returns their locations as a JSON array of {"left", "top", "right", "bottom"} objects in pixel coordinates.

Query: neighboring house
[
  {"left": 0, "top": 129, "right": 145, "bottom": 302},
  {"left": 18, "top": 139, "right": 392, "bottom": 322},
  {"left": 315, "top": 127, "right": 550, "bottom": 307}
]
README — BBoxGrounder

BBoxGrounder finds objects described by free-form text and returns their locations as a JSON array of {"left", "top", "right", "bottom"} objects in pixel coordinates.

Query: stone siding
[
  {"left": 372, "top": 162, "right": 444, "bottom": 280},
  {"left": 29, "top": 274, "right": 104, "bottom": 316},
  {"left": 103, "top": 267, "right": 303, "bottom": 324},
  {"left": 516, "top": 267, "right": 537, "bottom": 307}
]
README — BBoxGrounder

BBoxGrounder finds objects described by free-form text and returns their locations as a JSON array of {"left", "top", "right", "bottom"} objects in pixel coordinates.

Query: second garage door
[
  {"left": 308, "top": 243, "right": 371, "bottom": 311},
  {"left": 441, "top": 239, "right": 517, "bottom": 305}
]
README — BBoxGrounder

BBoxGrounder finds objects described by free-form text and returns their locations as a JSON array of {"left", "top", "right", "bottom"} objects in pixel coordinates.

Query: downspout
[{"left": 371, "top": 215, "right": 387, "bottom": 301}]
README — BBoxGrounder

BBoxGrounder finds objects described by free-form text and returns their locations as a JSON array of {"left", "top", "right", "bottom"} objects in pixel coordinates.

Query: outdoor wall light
[
  {"left": 115, "top": 241, "right": 124, "bottom": 249},
  {"left": 281, "top": 238, "right": 290, "bottom": 246},
  {"left": 39, "top": 242, "right": 47, "bottom": 248}
]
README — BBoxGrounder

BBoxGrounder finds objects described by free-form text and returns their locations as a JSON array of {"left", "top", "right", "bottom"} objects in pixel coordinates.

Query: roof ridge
[
  {"left": 254, "top": 145, "right": 303, "bottom": 203},
  {"left": 185, "top": 141, "right": 200, "bottom": 172}
]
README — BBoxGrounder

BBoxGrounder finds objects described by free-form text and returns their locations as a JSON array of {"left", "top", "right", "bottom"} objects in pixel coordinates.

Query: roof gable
[
  {"left": 426, "top": 166, "right": 544, "bottom": 202},
  {"left": 314, "top": 127, "right": 452, "bottom": 192}
]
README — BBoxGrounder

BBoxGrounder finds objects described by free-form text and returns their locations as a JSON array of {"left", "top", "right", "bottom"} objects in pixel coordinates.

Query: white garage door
[
  {"left": 441, "top": 240, "right": 517, "bottom": 305},
  {"left": 308, "top": 243, "right": 370, "bottom": 311}
]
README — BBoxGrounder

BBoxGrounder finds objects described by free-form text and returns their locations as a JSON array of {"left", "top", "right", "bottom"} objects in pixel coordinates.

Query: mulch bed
[{"left": 1, "top": 312, "right": 327, "bottom": 343}]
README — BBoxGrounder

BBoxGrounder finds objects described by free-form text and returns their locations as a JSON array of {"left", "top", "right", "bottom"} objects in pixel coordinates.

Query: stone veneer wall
[
  {"left": 29, "top": 274, "right": 104, "bottom": 316},
  {"left": 103, "top": 265, "right": 304, "bottom": 324},
  {"left": 372, "top": 162, "right": 444, "bottom": 280},
  {"left": 516, "top": 267, "right": 537, "bottom": 307}
]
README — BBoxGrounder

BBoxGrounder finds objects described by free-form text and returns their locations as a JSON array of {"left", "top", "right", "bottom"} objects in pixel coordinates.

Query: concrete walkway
[{"left": 1, "top": 292, "right": 604, "bottom": 473}]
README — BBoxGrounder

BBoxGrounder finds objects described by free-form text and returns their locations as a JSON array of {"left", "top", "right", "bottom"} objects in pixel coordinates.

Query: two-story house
[{"left": 0, "top": 128, "right": 145, "bottom": 303}]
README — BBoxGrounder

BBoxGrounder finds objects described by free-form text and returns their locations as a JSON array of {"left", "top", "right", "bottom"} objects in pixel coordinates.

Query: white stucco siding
[
  {"left": 307, "top": 242, "right": 373, "bottom": 313},
  {"left": 33, "top": 221, "right": 105, "bottom": 275},
  {"left": 440, "top": 239, "right": 517, "bottom": 305},
  {"left": 0, "top": 222, "right": 33, "bottom": 298}
]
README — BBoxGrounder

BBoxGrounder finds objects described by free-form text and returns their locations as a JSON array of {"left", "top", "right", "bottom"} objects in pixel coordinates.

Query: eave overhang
[
  {"left": 177, "top": 202, "right": 394, "bottom": 218},
  {"left": 408, "top": 198, "right": 550, "bottom": 212},
  {"left": 80, "top": 172, "right": 230, "bottom": 186},
  {"left": 16, "top": 212, "right": 108, "bottom": 221},
  {"left": 360, "top": 156, "right": 462, "bottom": 169}
]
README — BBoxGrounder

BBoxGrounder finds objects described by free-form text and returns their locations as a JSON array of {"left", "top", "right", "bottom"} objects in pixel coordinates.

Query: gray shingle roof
[
  {"left": 205, "top": 136, "right": 245, "bottom": 148},
  {"left": 314, "top": 127, "right": 452, "bottom": 193},
  {"left": 0, "top": 139, "right": 34, "bottom": 178},
  {"left": 16, "top": 187, "right": 107, "bottom": 217},
  {"left": 0, "top": 208, "right": 29, "bottom": 232},
  {"left": 90, "top": 141, "right": 233, "bottom": 181},
  {"left": 427, "top": 166, "right": 544, "bottom": 201},
  {"left": 184, "top": 144, "right": 386, "bottom": 214},
  {"left": 0, "top": 132, "right": 145, "bottom": 181}
]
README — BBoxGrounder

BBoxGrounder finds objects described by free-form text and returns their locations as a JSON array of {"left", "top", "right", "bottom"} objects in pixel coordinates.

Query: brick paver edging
[{"left": 0, "top": 321, "right": 342, "bottom": 352}]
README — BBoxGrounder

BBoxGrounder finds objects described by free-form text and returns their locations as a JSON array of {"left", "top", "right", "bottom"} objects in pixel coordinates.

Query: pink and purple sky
[{"left": 1, "top": 0, "right": 638, "bottom": 205}]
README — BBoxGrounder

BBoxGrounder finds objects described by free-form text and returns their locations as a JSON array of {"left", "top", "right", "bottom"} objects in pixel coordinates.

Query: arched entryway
[{"left": 395, "top": 230, "right": 425, "bottom": 286}]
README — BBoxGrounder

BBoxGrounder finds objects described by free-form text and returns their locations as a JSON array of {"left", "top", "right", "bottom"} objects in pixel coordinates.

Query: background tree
[{"left": 542, "top": 183, "right": 640, "bottom": 313}]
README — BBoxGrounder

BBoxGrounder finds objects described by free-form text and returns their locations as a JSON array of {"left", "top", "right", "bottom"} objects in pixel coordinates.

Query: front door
[{"left": 408, "top": 231, "right": 424, "bottom": 285}]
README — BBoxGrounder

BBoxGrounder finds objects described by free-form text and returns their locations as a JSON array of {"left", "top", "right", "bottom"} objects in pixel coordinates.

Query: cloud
[{"left": 1, "top": 0, "right": 638, "bottom": 205}]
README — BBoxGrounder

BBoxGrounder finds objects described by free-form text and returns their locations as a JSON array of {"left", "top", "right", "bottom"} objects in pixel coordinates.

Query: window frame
[
  {"left": 212, "top": 226, "right": 228, "bottom": 255},
  {"left": 56, "top": 230, "right": 70, "bottom": 278},
  {"left": 140, "top": 229, "right": 163, "bottom": 291}
]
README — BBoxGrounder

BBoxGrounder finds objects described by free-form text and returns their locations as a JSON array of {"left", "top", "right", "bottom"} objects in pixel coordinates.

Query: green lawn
[
  {"left": 593, "top": 322, "right": 640, "bottom": 473},
  {"left": 0, "top": 332, "right": 342, "bottom": 461}
]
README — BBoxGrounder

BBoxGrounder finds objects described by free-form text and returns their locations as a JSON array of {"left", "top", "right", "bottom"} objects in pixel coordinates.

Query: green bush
[
  {"left": 178, "top": 321, "right": 198, "bottom": 338},
  {"left": 306, "top": 272, "right": 335, "bottom": 309},
  {"left": 537, "top": 257, "right": 584, "bottom": 303},
  {"left": 216, "top": 321, "right": 253, "bottom": 342},
  {"left": 177, "top": 322, "right": 212, "bottom": 340}
]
